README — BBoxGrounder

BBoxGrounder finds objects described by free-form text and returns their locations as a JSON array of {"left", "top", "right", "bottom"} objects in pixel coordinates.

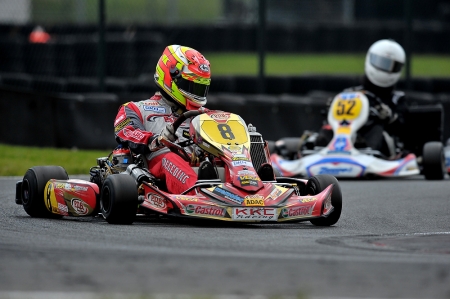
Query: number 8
[{"left": 217, "top": 124, "right": 235, "bottom": 140}]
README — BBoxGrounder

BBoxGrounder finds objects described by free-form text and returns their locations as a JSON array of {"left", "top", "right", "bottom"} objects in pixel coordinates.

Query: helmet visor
[
  {"left": 369, "top": 53, "right": 404, "bottom": 73},
  {"left": 176, "top": 77, "right": 209, "bottom": 100}
]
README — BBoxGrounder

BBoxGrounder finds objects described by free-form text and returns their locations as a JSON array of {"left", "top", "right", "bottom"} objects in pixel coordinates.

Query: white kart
[{"left": 270, "top": 91, "right": 446, "bottom": 180}]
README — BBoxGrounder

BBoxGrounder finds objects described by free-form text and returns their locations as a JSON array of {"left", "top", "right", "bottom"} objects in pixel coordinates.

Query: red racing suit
[{"left": 114, "top": 92, "right": 198, "bottom": 195}]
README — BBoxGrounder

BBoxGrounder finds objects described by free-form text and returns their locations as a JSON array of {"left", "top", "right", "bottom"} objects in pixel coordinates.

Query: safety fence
[
  {"left": 0, "top": 86, "right": 445, "bottom": 152},
  {"left": 1, "top": 23, "right": 450, "bottom": 80},
  {"left": 2, "top": 72, "right": 450, "bottom": 96}
]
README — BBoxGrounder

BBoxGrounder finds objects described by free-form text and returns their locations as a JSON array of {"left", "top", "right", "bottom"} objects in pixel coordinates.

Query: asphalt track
[{"left": 0, "top": 175, "right": 450, "bottom": 299}]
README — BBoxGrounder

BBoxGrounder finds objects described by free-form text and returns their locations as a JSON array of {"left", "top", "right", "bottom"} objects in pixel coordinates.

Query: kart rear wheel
[
  {"left": 307, "top": 174, "right": 342, "bottom": 226},
  {"left": 100, "top": 174, "right": 138, "bottom": 224},
  {"left": 21, "top": 166, "right": 69, "bottom": 218},
  {"left": 422, "top": 141, "right": 445, "bottom": 180}
]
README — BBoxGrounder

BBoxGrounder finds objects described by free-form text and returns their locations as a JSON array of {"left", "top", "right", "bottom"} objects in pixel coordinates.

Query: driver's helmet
[
  {"left": 364, "top": 39, "right": 405, "bottom": 88},
  {"left": 154, "top": 45, "right": 211, "bottom": 110}
]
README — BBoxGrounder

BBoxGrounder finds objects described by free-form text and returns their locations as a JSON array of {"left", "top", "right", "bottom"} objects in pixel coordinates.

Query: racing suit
[
  {"left": 316, "top": 76, "right": 407, "bottom": 158},
  {"left": 114, "top": 92, "right": 198, "bottom": 194}
]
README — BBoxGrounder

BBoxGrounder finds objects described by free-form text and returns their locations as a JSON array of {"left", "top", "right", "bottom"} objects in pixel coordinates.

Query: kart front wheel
[
  {"left": 100, "top": 174, "right": 138, "bottom": 224},
  {"left": 422, "top": 141, "right": 445, "bottom": 180},
  {"left": 307, "top": 174, "right": 342, "bottom": 226},
  {"left": 21, "top": 166, "right": 69, "bottom": 218}
]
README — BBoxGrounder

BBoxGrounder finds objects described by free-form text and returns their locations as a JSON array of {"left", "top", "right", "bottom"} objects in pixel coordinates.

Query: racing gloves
[
  {"left": 148, "top": 123, "right": 177, "bottom": 152},
  {"left": 161, "top": 123, "right": 177, "bottom": 142},
  {"left": 371, "top": 103, "right": 397, "bottom": 124}
]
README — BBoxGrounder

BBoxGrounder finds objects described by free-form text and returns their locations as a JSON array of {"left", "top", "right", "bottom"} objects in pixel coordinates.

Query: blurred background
[{"left": 0, "top": 0, "right": 449, "bottom": 149}]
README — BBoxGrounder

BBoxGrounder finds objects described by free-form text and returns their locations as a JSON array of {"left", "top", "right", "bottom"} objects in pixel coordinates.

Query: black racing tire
[
  {"left": 422, "top": 141, "right": 445, "bottom": 180},
  {"left": 100, "top": 174, "right": 138, "bottom": 224},
  {"left": 307, "top": 174, "right": 342, "bottom": 226},
  {"left": 21, "top": 166, "right": 69, "bottom": 218}
]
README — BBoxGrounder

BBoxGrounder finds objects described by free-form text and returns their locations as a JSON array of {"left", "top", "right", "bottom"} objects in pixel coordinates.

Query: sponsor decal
[
  {"left": 228, "top": 145, "right": 241, "bottom": 152},
  {"left": 55, "top": 183, "right": 88, "bottom": 192},
  {"left": 238, "top": 175, "right": 260, "bottom": 187},
  {"left": 143, "top": 106, "right": 166, "bottom": 113},
  {"left": 237, "top": 170, "right": 256, "bottom": 176},
  {"left": 114, "top": 118, "right": 131, "bottom": 133},
  {"left": 318, "top": 167, "right": 353, "bottom": 175},
  {"left": 71, "top": 198, "right": 89, "bottom": 215},
  {"left": 332, "top": 137, "right": 348, "bottom": 152},
  {"left": 147, "top": 115, "right": 177, "bottom": 122},
  {"left": 327, "top": 150, "right": 351, "bottom": 155},
  {"left": 147, "top": 193, "right": 166, "bottom": 209},
  {"left": 174, "top": 196, "right": 198, "bottom": 202},
  {"left": 162, "top": 158, "right": 190, "bottom": 183},
  {"left": 280, "top": 204, "right": 315, "bottom": 218},
  {"left": 199, "top": 64, "right": 210, "bottom": 72},
  {"left": 232, "top": 207, "right": 277, "bottom": 221},
  {"left": 210, "top": 112, "right": 230, "bottom": 123},
  {"left": 186, "top": 204, "right": 225, "bottom": 217},
  {"left": 232, "top": 154, "right": 249, "bottom": 162},
  {"left": 340, "top": 92, "right": 359, "bottom": 100},
  {"left": 300, "top": 197, "right": 317, "bottom": 203},
  {"left": 212, "top": 187, "right": 244, "bottom": 204},
  {"left": 58, "top": 202, "right": 68, "bottom": 213},
  {"left": 123, "top": 128, "right": 145, "bottom": 141},
  {"left": 56, "top": 183, "right": 70, "bottom": 189},
  {"left": 142, "top": 101, "right": 161, "bottom": 106},
  {"left": 244, "top": 195, "right": 265, "bottom": 206},
  {"left": 73, "top": 185, "right": 88, "bottom": 191},
  {"left": 232, "top": 160, "right": 252, "bottom": 167},
  {"left": 114, "top": 114, "right": 125, "bottom": 126},
  {"left": 266, "top": 187, "right": 283, "bottom": 200}
]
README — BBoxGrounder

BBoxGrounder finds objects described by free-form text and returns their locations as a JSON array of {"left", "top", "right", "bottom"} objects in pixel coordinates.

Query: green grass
[
  {"left": 1, "top": 144, "right": 109, "bottom": 176},
  {"left": 205, "top": 53, "right": 450, "bottom": 77},
  {"left": 32, "top": 0, "right": 222, "bottom": 24}
]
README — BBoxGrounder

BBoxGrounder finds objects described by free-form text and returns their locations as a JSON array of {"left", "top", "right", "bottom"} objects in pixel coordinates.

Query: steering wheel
[{"left": 158, "top": 108, "right": 207, "bottom": 162}]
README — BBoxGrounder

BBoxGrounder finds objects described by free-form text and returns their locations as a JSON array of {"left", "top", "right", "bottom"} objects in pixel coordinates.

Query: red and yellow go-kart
[{"left": 15, "top": 109, "right": 342, "bottom": 226}]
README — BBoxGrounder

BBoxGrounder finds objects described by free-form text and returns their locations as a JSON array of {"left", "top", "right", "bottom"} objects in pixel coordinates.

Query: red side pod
[{"left": 44, "top": 179, "right": 99, "bottom": 217}]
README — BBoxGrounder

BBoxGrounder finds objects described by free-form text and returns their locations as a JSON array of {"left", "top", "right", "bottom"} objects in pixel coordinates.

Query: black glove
[{"left": 376, "top": 103, "right": 392, "bottom": 120}]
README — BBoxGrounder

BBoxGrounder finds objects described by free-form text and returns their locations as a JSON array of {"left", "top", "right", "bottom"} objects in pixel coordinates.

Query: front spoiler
[
  {"left": 139, "top": 181, "right": 334, "bottom": 223},
  {"left": 272, "top": 152, "right": 420, "bottom": 178}
]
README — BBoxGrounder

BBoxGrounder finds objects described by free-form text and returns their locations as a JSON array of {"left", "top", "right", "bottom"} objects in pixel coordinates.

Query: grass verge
[
  {"left": 0, "top": 143, "right": 109, "bottom": 176},
  {"left": 205, "top": 53, "right": 450, "bottom": 77}
]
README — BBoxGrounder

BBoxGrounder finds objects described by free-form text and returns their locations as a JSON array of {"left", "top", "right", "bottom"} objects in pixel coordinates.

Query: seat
[
  {"left": 257, "top": 163, "right": 276, "bottom": 181},
  {"left": 197, "top": 160, "right": 218, "bottom": 180}
]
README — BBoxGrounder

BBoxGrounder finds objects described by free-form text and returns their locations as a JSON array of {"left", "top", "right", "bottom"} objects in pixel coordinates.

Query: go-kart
[
  {"left": 270, "top": 91, "right": 446, "bottom": 180},
  {"left": 15, "top": 108, "right": 342, "bottom": 226}
]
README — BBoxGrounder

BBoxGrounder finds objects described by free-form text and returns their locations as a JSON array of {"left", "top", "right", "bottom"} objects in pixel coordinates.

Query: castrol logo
[
  {"left": 71, "top": 198, "right": 89, "bottom": 215},
  {"left": 186, "top": 204, "right": 226, "bottom": 217},
  {"left": 210, "top": 112, "right": 230, "bottom": 122}
]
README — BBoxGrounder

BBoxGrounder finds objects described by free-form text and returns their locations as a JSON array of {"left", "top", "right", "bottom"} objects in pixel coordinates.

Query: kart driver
[
  {"left": 316, "top": 39, "right": 408, "bottom": 158},
  {"left": 113, "top": 45, "right": 214, "bottom": 195}
]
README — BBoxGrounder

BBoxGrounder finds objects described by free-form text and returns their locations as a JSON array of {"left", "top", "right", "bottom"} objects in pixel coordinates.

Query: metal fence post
[
  {"left": 98, "top": 0, "right": 106, "bottom": 92},
  {"left": 258, "top": 0, "right": 266, "bottom": 94}
]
